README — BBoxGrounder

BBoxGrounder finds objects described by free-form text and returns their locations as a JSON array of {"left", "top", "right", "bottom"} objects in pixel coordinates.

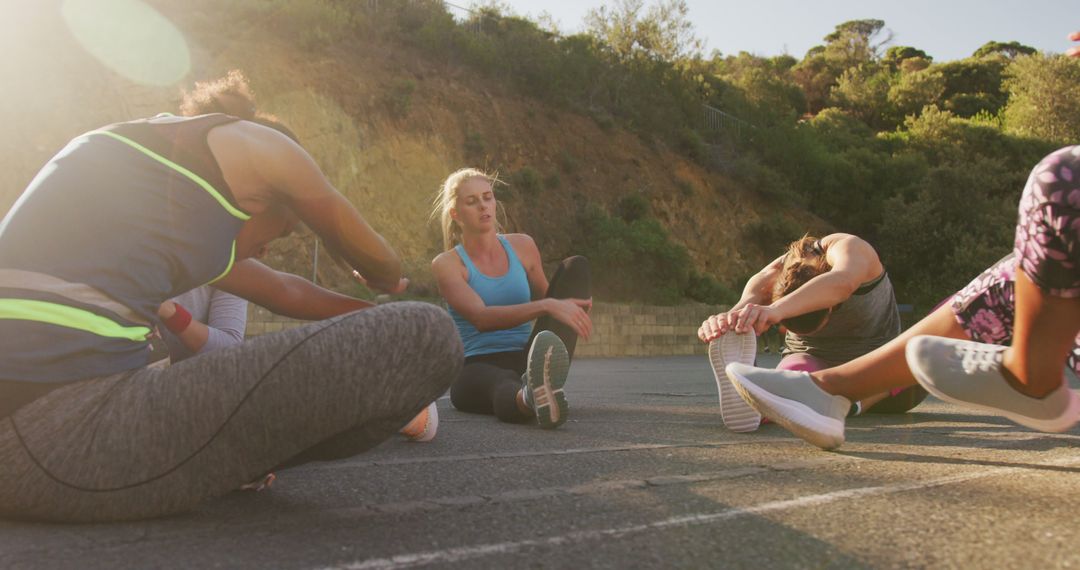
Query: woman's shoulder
[
  {"left": 820, "top": 233, "right": 859, "bottom": 246},
  {"left": 822, "top": 233, "right": 883, "bottom": 281},
  {"left": 503, "top": 233, "right": 538, "bottom": 252},
  {"left": 502, "top": 233, "right": 540, "bottom": 264},
  {"left": 432, "top": 248, "right": 463, "bottom": 269},
  {"left": 822, "top": 233, "right": 879, "bottom": 257}
]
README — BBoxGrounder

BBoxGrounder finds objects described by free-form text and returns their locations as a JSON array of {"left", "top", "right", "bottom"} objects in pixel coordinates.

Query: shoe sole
[
  {"left": 709, "top": 334, "right": 761, "bottom": 432},
  {"left": 725, "top": 366, "right": 844, "bottom": 450},
  {"left": 405, "top": 402, "right": 439, "bottom": 443},
  {"left": 239, "top": 472, "right": 276, "bottom": 492},
  {"left": 906, "top": 342, "right": 1080, "bottom": 433},
  {"left": 527, "top": 331, "right": 570, "bottom": 429}
]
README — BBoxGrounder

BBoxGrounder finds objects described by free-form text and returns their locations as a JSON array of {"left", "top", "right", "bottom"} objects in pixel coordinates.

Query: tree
[
  {"left": 823, "top": 19, "right": 891, "bottom": 67},
  {"left": 883, "top": 46, "right": 931, "bottom": 72},
  {"left": 791, "top": 50, "right": 833, "bottom": 114},
  {"left": 888, "top": 67, "right": 945, "bottom": 122},
  {"left": 584, "top": 0, "right": 702, "bottom": 64},
  {"left": 712, "top": 52, "right": 805, "bottom": 125},
  {"left": 792, "top": 19, "right": 892, "bottom": 113},
  {"left": 935, "top": 58, "right": 1009, "bottom": 118},
  {"left": 830, "top": 64, "right": 891, "bottom": 128},
  {"left": 1002, "top": 53, "right": 1080, "bottom": 144},
  {"left": 973, "top": 41, "right": 1036, "bottom": 60}
]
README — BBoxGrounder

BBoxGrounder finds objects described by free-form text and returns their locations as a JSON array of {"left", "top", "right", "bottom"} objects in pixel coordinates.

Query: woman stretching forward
[
  {"left": 699, "top": 233, "right": 926, "bottom": 432},
  {"left": 432, "top": 169, "right": 592, "bottom": 428}
]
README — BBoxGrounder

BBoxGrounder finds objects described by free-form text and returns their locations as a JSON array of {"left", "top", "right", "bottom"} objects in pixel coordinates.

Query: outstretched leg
[{"left": 812, "top": 305, "right": 966, "bottom": 401}]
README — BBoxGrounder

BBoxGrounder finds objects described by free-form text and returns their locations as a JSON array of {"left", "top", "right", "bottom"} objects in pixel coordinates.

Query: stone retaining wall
[{"left": 246, "top": 301, "right": 728, "bottom": 358}]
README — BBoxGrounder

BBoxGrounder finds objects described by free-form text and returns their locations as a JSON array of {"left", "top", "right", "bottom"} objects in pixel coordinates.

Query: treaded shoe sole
[
  {"left": 709, "top": 334, "right": 761, "bottom": 432},
  {"left": 906, "top": 341, "right": 1080, "bottom": 433},
  {"left": 725, "top": 366, "right": 845, "bottom": 450},
  {"left": 527, "top": 331, "right": 570, "bottom": 429}
]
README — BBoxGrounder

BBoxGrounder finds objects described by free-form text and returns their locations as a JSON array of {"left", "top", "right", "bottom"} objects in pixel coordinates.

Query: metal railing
[{"left": 703, "top": 104, "right": 751, "bottom": 136}]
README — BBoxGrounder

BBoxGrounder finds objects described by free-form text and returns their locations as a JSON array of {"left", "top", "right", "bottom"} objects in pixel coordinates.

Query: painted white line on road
[
  {"left": 311, "top": 438, "right": 802, "bottom": 469},
  {"left": 318, "top": 454, "right": 1080, "bottom": 570},
  {"left": 351, "top": 457, "right": 850, "bottom": 518}
]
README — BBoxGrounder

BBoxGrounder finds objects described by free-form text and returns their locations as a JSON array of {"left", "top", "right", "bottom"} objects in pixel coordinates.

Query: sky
[{"left": 459, "top": 0, "right": 1078, "bottom": 62}]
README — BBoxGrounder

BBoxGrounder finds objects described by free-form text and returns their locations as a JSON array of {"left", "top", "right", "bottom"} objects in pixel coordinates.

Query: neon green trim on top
[
  {"left": 0, "top": 299, "right": 150, "bottom": 342},
  {"left": 204, "top": 241, "right": 238, "bottom": 286},
  {"left": 92, "top": 130, "right": 251, "bottom": 221}
]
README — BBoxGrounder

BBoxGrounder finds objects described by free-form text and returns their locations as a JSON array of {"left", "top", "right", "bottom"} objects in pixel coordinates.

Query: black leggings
[{"left": 449, "top": 256, "right": 590, "bottom": 423}]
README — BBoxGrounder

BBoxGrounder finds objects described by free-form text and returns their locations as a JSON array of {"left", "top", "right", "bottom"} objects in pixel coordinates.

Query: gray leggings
[{"left": 0, "top": 302, "right": 462, "bottom": 523}]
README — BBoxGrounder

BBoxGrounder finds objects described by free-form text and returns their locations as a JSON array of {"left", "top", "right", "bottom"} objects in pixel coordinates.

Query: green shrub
[
  {"left": 741, "top": 213, "right": 803, "bottom": 257},
  {"left": 590, "top": 108, "right": 615, "bottom": 132},
  {"left": 493, "top": 182, "right": 516, "bottom": 203},
  {"left": 678, "top": 127, "right": 708, "bottom": 164},
  {"left": 386, "top": 79, "right": 416, "bottom": 118},
  {"left": 227, "top": 0, "right": 355, "bottom": 50},
  {"left": 614, "top": 193, "right": 649, "bottom": 222},
  {"left": 575, "top": 206, "right": 687, "bottom": 303},
  {"left": 463, "top": 131, "right": 485, "bottom": 160},
  {"left": 573, "top": 205, "right": 726, "bottom": 304},
  {"left": 510, "top": 166, "right": 542, "bottom": 195},
  {"left": 544, "top": 172, "right": 561, "bottom": 189},
  {"left": 557, "top": 149, "right": 580, "bottom": 173},
  {"left": 685, "top": 272, "right": 738, "bottom": 305}
]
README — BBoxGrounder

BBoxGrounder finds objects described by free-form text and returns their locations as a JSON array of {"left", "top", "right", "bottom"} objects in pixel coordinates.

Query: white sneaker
[
  {"left": 725, "top": 363, "right": 851, "bottom": 450},
  {"left": 401, "top": 401, "right": 439, "bottom": 442},
  {"left": 906, "top": 335, "right": 1080, "bottom": 433},
  {"left": 708, "top": 334, "right": 761, "bottom": 432}
]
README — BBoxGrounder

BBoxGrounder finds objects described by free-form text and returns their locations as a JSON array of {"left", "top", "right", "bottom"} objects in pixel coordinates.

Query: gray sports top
[{"left": 782, "top": 271, "right": 901, "bottom": 364}]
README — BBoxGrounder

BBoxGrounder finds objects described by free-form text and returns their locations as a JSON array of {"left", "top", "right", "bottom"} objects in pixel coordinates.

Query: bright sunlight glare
[{"left": 61, "top": 0, "right": 189, "bottom": 86}]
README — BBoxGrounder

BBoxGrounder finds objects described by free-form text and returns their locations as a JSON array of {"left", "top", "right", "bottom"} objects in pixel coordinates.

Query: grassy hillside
[{"left": 1, "top": 1, "right": 828, "bottom": 303}]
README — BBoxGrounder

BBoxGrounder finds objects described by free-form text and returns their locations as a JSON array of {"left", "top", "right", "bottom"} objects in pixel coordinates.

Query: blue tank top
[
  {"left": 0, "top": 114, "right": 247, "bottom": 383},
  {"left": 448, "top": 235, "right": 532, "bottom": 357}
]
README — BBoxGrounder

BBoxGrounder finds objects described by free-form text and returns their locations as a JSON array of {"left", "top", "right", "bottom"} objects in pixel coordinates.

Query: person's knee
[
  {"left": 554, "top": 256, "right": 591, "bottom": 299},
  {"left": 385, "top": 301, "right": 463, "bottom": 377},
  {"left": 335, "top": 302, "right": 461, "bottom": 398},
  {"left": 562, "top": 255, "right": 590, "bottom": 276},
  {"left": 449, "top": 380, "right": 486, "bottom": 414},
  {"left": 449, "top": 362, "right": 497, "bottom": 412}
]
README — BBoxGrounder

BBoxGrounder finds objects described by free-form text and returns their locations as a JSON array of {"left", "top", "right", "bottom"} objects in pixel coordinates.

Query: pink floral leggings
[{"left": 950, "top": 146, "right": 1080, "bottom": 376}]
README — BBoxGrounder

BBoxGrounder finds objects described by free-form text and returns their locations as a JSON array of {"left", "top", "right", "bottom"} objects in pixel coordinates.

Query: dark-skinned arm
[
  {"left": 215, "top": 258, "right": 373, "bottom": 320},
  {"left": 221, "top": 123, "right": 405, "bottom": 293}
]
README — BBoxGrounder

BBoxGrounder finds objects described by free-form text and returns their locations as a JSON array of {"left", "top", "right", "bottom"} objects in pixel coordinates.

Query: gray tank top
[{"left": 782, "top": 272, "right": 901, "bottom": 364}]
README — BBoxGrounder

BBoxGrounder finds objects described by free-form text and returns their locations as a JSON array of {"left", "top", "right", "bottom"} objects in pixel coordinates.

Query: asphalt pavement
[{"left": 3, "top": 354, "right": 1079, "bottom": 569}]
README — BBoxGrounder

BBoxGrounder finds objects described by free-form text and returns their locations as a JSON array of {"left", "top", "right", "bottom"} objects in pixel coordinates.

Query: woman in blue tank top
[{"left": 431, "top": 168, "right": 592, "bottom": 428}]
